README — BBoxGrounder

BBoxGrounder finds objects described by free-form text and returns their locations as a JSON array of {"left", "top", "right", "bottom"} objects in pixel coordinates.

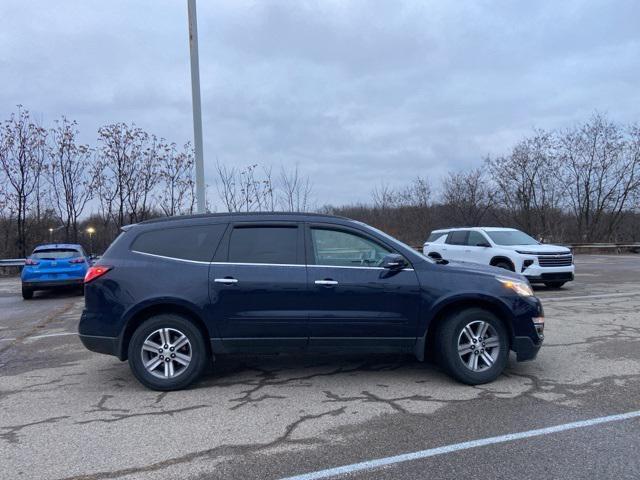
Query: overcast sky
[{"left": 1, "top": 0, "right": 638, "bottom": 208}]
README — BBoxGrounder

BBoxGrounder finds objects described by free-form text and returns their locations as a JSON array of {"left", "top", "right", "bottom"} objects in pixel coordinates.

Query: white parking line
[
  {"left": 30, "top": 332, "right": 77, "bottom": 340},
  {"left": 541, "top": 292, "right": 640, "bottom": 302},
  {"left": 279, "top": 409, "right": 640, "bottom": 480}
]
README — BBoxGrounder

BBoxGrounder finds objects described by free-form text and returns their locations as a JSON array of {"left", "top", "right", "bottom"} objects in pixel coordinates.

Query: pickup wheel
[
  {"left": 437, "top": 308, "right": 509, "bottom": 385},
  {"left": 128, "top": 314, "right": 208, "bottom": 391},
  {"left": 22, "top": 287, "right": 33, "bottom": 300}
]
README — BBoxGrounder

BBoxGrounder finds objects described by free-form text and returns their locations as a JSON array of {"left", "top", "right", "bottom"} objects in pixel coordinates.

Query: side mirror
[
  {"left": 476, "top": 242, "right": 491, "bottom": 247},
  {"left": 381, "top": 253, "right": 407, "bottom": 270}
]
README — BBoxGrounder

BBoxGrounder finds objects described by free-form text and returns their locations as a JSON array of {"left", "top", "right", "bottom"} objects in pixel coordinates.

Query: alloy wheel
[
  {"left": 457, "top": 320, "right": 500, "bottom": 372},
  {"left": 140, "top": 327, "right": 192, "bottom": 379}
]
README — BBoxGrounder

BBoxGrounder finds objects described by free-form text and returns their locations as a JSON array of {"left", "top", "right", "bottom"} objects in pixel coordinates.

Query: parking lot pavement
[{"left": 1, "top": 255, "right": 639, "bottom": 480}]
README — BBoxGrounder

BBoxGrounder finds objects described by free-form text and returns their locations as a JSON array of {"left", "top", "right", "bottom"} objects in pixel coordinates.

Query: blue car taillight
[
  {"left": 25, "top": 258, "right": 39, "bottom": 266},
  {"left": 69, "top": 258, "right": 86, "bottom": 264}
]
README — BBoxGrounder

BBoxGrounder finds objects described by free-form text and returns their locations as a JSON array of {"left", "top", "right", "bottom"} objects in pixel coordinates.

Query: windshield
[
  {"left": 32, "top": 249, "right": 81, "bottom": 260},
  {"left": 486, "top": 230, "right": 539, "bottom": 246}
]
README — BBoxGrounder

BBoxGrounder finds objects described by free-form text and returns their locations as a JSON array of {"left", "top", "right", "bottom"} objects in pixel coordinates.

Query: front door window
[{"left": 311, "top": 228, "right": 391, "bottom": 267}]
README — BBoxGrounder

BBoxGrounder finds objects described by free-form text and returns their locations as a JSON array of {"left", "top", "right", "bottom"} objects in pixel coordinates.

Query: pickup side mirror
[{"left": 381, "top": 253, "right": 408, "bottom": 270}]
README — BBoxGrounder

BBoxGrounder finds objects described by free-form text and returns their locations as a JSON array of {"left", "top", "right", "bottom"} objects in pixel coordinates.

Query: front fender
[{"left": 413, "top": 291, "right": 515, "bottom": 361}]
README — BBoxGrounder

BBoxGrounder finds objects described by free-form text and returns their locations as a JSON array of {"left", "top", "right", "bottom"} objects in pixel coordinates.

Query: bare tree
[
  {"left": 441, "top": 167, "right": 494, "bottom": 225},
  {"left": 126, "top": 134, "right": 160, "bottom": 223},
  {"left": 486, "top": 130, "right": 562, "bottom": 237},
  {"left": 215, "top": 163, "right": 275, "bottom": 212},
  {"left": 47, "top": 117, "right": 94, "bottom": 242},
  {"left": 372, "top": 177, "right": 432, "bottom": 209},
  {"left": 278, "top": 164, "right": 312, "bottom": 212},
  {"left": 558, "top": 114, "right": 640, "bottom": 241},
  {"left": 0, "top": 106, "right": 47, "bottom": 256},
  {"left": 157, "top": 142, "right": 196, "bottom": 216},
  {"left": 95, "top": 123, "right": 147, "bottom": 227}
]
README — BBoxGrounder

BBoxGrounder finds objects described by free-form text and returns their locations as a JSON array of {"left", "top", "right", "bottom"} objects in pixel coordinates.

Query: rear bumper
[
  {"left": 22, "top": 278, "right": 83, "bottom": 289},
  {"left": 78, "top": 334, "right": 119, "bottom": 357},
  {"left": 512, "top": 335, "right": 542, "bottom": 361}
]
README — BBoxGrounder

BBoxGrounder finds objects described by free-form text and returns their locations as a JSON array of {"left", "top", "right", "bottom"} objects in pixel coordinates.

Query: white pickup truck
[{"left": 423, "top": 227, "right": 574, "bottom": 288}]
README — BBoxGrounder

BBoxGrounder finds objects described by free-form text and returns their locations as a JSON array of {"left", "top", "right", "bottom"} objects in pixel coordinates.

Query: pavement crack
[
  {"left": 58, "top": 407, "right": 346, "bottom": 480},
  {"left": 1, "top": 415, "right": 70, "bottom": 444},
  {"left": 75, "top": 404, "right": 209, "bottom": 425}
]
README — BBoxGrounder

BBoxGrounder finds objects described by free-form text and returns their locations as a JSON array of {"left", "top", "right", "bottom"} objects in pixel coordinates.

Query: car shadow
[{"left": 28, "top": 287, "right": 83, "bottom": 300}]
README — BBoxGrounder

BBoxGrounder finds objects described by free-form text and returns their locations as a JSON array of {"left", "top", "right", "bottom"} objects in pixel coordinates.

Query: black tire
[
  {"left": 545, "top": 281, "right": 565, "bottom": 289},
  {"left": 128, "top": 314, "right": 208, "bottom": 391},
  {"left": 436, "top": 308, "right": 509, "bottom": 385},
  {"left": 428, "top": 252, "right": 442, "bottom": 260},
  {"left": 493, "top": 260, "right": 514, "bottom": 271},
  {"left": 22, "top": 287, "right": 33, "bottom": 300}
]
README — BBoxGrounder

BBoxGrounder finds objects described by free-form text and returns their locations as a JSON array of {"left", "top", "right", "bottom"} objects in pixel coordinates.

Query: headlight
[{"left": 496, "top": 276, "right": 534, "bottom": 297}]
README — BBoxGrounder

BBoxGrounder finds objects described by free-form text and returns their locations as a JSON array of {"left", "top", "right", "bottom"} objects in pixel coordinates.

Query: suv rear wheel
[
  {"left": 128, "top": 314, "right": 208, "bottom": 391},
  {"left": 22, "top": 287, "right": 33, "bottom": 300},
  {"left": 437, "top": 308, "right": 509, "bottom": 385}
]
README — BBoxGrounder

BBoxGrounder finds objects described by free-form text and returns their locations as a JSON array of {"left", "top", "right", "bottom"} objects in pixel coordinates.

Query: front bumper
[
  {"left": 525, "top": 272, "right": 574, "bottom": 283},
  {"left": 512, "top": 335, "right": 542, "bottom": 361},
  {"left": 22, "top": 278, "right": 84, "bottom": 289},
  {"left": 521, "top": 264, "right": 574, "bottom": 284}
]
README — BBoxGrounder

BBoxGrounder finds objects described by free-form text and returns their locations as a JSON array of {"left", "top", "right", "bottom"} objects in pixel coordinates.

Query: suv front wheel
[
  {"left": 128, "top": 314, "right": 208, "bottom": 391},
  {"left": 437, "top": 308, "right": 509, "bottom": 385}
]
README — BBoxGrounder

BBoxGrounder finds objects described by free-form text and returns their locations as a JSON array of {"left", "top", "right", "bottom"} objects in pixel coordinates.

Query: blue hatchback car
[
  {"left": 22, "top": 243, "right": 89, "bottom": 299},
  {"left": 79, "top": 213, "right": 545, "bottom": 391}
]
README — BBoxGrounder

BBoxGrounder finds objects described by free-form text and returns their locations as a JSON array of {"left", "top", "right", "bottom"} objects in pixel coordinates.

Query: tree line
[
  {"left": 1, "top": 107, "right": 639, "bottom": 259},
  {"left": 0, "top": 106, "right": 315, "bottom": 257},
  {"left": 331, "top": 114, "right": 640, "bottom": 245}
]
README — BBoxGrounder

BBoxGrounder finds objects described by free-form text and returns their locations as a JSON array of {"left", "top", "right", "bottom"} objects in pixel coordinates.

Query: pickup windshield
[{"left": 486, "top": 230, "right": 539, "bottom": 246}]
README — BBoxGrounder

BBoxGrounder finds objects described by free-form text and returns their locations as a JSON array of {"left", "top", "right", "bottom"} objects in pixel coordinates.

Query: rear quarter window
[
  {"left": 426, "top": 232, "right": 446, "bottom": 242},
  {"left": 131, "top": 224, "right": 227, "bottom": 262}
]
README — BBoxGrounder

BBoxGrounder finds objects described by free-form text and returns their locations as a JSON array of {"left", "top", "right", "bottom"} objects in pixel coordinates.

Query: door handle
[
  {"left": 214, "top": 278, "right": 238, "bottom": 284},
  {"left": 315, "top": 279, "right": 338, "bottom": 286}
]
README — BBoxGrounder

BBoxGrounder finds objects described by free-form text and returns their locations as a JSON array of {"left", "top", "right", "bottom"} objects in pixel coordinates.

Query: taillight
[
  {"left": 84, "top": 265, "right": 112, "bottom": 283},
  {"left": 70, "top": 258, "right": 86, "bottom": 264},
  {"left": 25, "top": 258, "right": 39, "bottom": 266}
]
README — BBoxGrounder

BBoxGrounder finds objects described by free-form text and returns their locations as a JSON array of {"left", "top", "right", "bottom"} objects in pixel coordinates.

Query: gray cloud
[{"left": 1, "top": 0, "right": 638, "bottom": 207}]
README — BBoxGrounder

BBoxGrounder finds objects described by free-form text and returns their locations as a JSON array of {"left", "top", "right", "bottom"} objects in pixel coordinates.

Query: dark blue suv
[{"left": 79, "top": 213, "right": 544, "bottom": 390}]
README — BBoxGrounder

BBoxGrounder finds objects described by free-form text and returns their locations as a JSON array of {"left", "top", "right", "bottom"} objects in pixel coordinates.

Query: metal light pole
[{"left": 188, "top": 0, "right": 206, "bottom": 213}]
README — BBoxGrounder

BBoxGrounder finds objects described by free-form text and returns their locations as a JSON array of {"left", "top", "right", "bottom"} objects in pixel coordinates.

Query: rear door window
[
  {"left": 228, "top": 226, "right": 299, "bottom": 264},
  {"left": 131, "top": 224, "right": 227, "bottom": 262},
  {"left": 466, "top": 231, "right": 488, "bottom": 246},
  {"left": 446, "top": 231, "right": 468, "bottom": 245}
]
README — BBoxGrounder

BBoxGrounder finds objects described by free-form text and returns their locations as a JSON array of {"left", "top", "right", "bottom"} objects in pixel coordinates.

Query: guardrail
[
  {"left": 414, "top": 243, "right": 640, "bottom": 253},
  {"left": 0, "top": 258, "right": 25, "bottom": 267},
  {"left": 564, "top": 243, "right": 640, "bottom": 254}
]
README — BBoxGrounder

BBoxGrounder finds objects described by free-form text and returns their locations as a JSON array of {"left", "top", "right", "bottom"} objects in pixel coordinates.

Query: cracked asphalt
[{"left": 1, "top": 254, "right": 639, "bottom": 480}]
